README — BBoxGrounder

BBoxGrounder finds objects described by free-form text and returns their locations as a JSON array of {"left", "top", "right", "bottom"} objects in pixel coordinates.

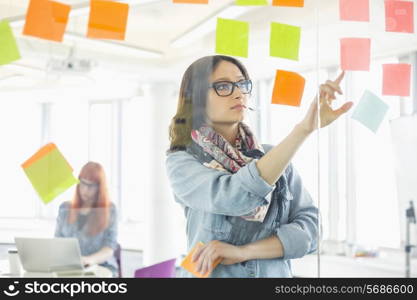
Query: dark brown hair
[{"left": 168, "top": 55, "right": 250, "bottom": 152}]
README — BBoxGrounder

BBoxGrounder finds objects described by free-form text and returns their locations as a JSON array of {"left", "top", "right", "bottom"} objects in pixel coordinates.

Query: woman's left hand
[
  {"left": 192, "top": 240, "right": 246, "bottom": 276},
  {"left": 299, "top": 71, "right": 354, "bottom": 133}
]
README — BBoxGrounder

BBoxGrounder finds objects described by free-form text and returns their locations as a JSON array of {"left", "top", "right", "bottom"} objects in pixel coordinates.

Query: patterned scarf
[{"left": 191, "top": 123, "right": 271, "bottom": 222}]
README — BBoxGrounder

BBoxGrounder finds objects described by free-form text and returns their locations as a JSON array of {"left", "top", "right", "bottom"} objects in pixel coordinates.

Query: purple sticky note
[
  {"left": 339, "top": 0, "right": 369, "bottom": 22},
  {"left": 134, "top": 258, "right": 176, "bottom": 278},
  {"left": 340, "top": 38, "right": 371, "bottom": 71},
  {"left": 385, "top": 0, "right": 414, "bottom": 33},
  {"left": 382, "top": 63, "right": 411, "bottom": 97}
]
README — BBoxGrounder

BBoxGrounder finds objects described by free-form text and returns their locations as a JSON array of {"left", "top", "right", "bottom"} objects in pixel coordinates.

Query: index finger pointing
[{"left": 334, "top": 71, "right": 345, "bottom": 85}]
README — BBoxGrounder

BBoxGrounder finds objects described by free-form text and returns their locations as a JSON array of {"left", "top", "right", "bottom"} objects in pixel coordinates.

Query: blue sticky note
[{"left": 351, "top": 90, "right": 389, "bottom": 133}]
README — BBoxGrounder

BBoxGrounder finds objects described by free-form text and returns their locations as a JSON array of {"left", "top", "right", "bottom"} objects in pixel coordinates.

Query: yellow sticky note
[
  {"left": 21, "top": 143, "right": 79, "bottom": 204},
  {"left": 215, "top": 18, "right": 249, "bottom": 58},
  {"left": 181, "top": 242, "right": 222, "bottom": 278},
  {"left": 0, "top": 21, "right": 21, "bottom": 65},
  {"left": 270, "top": 22, "right": 301, "bottom": 61},
  {"left": 236, "top": 0, "right": 268, "bottom": 5}
]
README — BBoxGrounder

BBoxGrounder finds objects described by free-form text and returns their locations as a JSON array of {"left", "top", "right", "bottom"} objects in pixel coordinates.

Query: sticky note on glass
[
  {"left": 385, "top": 0, "right": 414, "bottom": 33},
  {"left": 270, "top": 22, "right": 301, "bottom": 61},
  {"left": 236, "top": 0, "right": 268, "bottom": 5},
  {"left": 351, "top": 90, "right": 389, "bottom": 133},
  {"left": 339, "top": 0, "right": 369, "bottom": 22},
  {"left": 23, "top": 0, "right": 70, "bottom": 42},
  {"left": 340, "top": 38, "right": 371, "bottom": 71},
  {"left": 215, "top": 18, "right": 249, "bottom": 58},
  {"left": 88, "top": 0, "right": 129, "bottom": 40},
  {"left": 272, "top": 0, "right": 304, "bottom": 7},
  {"left": 271, "top": 70, "right": 305, "bottom": 106},
  {"left": 172, "top": 0, "right": 208, "bottom": 3},
  {"left": 180, "top": 242, "right": 222, "bottom": 278},
  {"left": 0, "top": 21, "right": 21, "bottom": 65},
  {"left": 21, "top": 143, "right": 79, "bottom": 204},
  {"left": 382, "top": 63, "right": 411, "bottom": 97}
]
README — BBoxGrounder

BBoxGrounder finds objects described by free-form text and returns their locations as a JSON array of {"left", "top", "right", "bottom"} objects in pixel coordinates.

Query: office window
[
  {"left": 40, "top": 100, "right": 89, "bottom": 219},
  {"left": 0, "top": 101, "right": 41, "bottom": 218},
  {"left": 120, "top": 97, "right": 151, "bottom": 223},
  {"left": 348, "top": 57, "right": 401, "bottom": 249}
]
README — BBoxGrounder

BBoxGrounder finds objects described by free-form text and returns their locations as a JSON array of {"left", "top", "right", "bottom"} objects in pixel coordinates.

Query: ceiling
[{"left": 0, "top": 0, "right": 416, "bottom": 86}]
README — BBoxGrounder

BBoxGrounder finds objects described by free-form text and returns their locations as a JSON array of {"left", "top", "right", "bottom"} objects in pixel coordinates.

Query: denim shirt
[
  {"left": 54, "top": 201, "right": 119, "bottom": 276},
  {"left": 166, "top": 144, "right": 318, "bottom": 278}
]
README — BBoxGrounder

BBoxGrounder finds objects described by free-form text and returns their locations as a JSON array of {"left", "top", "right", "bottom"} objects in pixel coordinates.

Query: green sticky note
[
  {"left": 351, "top": 90, "right": 389, "bottom": 133},
  {"left": 0, "top": 20, "right": 21, "bottom": 65},
  {"left": 236, "top": 0, "right": 268, "bottom": 5},
  {"left": 270, "top": 22, "right": 301, "bottom": 61},
  {"left": 215, "top": 18, "right": 249, "bottom": 58},
  {"left": 23, "top": 149, "right": 79, "bottom": 204}
]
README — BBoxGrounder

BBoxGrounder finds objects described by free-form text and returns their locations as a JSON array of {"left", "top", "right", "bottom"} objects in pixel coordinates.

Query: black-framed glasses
[
  {"left": 209, "top": 79, "right": 252, "bottom": 97},
  {"left": 79, "top": 179, "right": 99, "bottom": 190}
]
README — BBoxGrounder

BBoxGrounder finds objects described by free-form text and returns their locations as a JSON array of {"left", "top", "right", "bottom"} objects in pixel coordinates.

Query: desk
[
  {"left": 0, "top": 259, "right": 112, "bottom": 278},
  {"left": 292, "top": 254, "right": 417, "bottom": 277}
]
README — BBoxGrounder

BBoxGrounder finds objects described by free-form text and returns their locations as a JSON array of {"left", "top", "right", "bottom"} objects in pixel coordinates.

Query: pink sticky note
[
  {"left": 385, "top": 0, "right": 414, "bottom": 33},
  {"left": 340, "top": 38, "right": 371, "bottom": 71},
  {"left": 339, "top": 0, "right": 369, "bottom": 22},
  {"left": 382, "top": 63, "right": 411, "bottom": 96}
]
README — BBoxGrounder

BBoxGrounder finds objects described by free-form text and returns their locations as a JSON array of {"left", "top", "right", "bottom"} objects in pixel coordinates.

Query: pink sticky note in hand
[
  {"left": 340, "top": 38, "right": 371, "bottom": 71},
  {"left": 382, "top": 63, "right": 411, "bottom": 97},
  {"left": 339, "top": 0, "right": 369, "bottom": 22},
  {"left": 385, "top": 0, "right": 414, "bottom": 33}
]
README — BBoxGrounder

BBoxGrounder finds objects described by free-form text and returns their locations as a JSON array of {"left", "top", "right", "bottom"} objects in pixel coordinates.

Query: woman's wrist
[
  {"left": 239, "top": 244, "right": 252, "bottom": 262},
  {"left": 294, "top": 122, "right": 314, "bottom": 138}
]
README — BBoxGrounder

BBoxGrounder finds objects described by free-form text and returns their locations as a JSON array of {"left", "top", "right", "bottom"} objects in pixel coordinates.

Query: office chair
[{"left": 114, "top": 243, "right": 122, "bottom": 278}]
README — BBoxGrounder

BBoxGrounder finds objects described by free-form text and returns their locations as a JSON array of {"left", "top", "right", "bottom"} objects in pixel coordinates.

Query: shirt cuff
[
  {"left": 276, "top": 223, "right": 312, "bottom": 260},
  {"left": 236, "top": 160, "right": 275, "bottom": 198}
]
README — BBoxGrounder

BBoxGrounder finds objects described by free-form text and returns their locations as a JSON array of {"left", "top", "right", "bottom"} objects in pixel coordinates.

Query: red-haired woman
[{"left": 55, "top": 162, "right": 119, "bottom": 277}]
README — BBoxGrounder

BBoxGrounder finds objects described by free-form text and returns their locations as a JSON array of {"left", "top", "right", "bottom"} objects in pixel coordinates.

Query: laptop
[{"left": 14, "top": 237, "right": 95, "bottom": 276}]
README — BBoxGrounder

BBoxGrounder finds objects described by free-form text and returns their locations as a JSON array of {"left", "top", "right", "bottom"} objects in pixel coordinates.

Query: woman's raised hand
[{"left": 299, "top": 71, "right": 354, "bottom": 134}]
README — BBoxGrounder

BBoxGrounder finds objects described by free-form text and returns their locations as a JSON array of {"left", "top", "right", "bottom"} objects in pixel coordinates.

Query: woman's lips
[{"left": 230, "top": 104, "right": 246, "bottom": 110}]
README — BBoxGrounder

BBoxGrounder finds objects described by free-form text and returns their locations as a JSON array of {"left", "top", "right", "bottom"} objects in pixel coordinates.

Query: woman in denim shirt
[{"left": 166, "top": 55, "right": 353, "bottom": 277}]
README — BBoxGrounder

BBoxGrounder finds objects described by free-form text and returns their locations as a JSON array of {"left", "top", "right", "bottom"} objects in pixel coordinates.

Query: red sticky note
[
  {"left": 23, "top": 0, "right": 70, "bottom": 42},
  {"left": 385, "top": 0, "right": 414, "bottom": 33},
  {"left": 340, "top": 38, "right": 371, "bottom": 71},
  {"left": 272, "top": 0, "right": 304, "bottom": 7},
  {"left": 271, "top": 70, "right": 305, "bottom": 106},
  {"left": 87, "top": 0, "right": 129, "bottom": 40},
  {"left": 339, "top": 0, "right": 369, "bottom": 22},
  {"left": 382, "top": 63, "right": 411, "bottom": 96}
]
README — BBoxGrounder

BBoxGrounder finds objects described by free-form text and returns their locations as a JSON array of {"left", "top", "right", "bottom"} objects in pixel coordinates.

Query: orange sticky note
[
  {"left": 87, "top": 0, "right": 129, "bottom": 40},
  {"left": 271, "top": 70, "right": 305, "bottom": 106},
  {"left": 382, "top": 63, "right": 411, "bottom": 97},
  {"left": 272, "top": 0, "right": 304, "bottom": 7},
  {"left": 385, "top": 0, "right": 414, "bottom": 33},
  {"left": 339, "top": 0, "right": 369, "bottom": 22},
  {"left": 23, "top": 0, "right": 70, "bottom": 42},
  {"left": 180, "top": 242, "right": 222, "bottom": 278},
  {"left": 172, "top": 0, "right": 208, "bottom": 3},
  {"left": 340, "top": 38, "right": 371, "bottom": 71}
]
